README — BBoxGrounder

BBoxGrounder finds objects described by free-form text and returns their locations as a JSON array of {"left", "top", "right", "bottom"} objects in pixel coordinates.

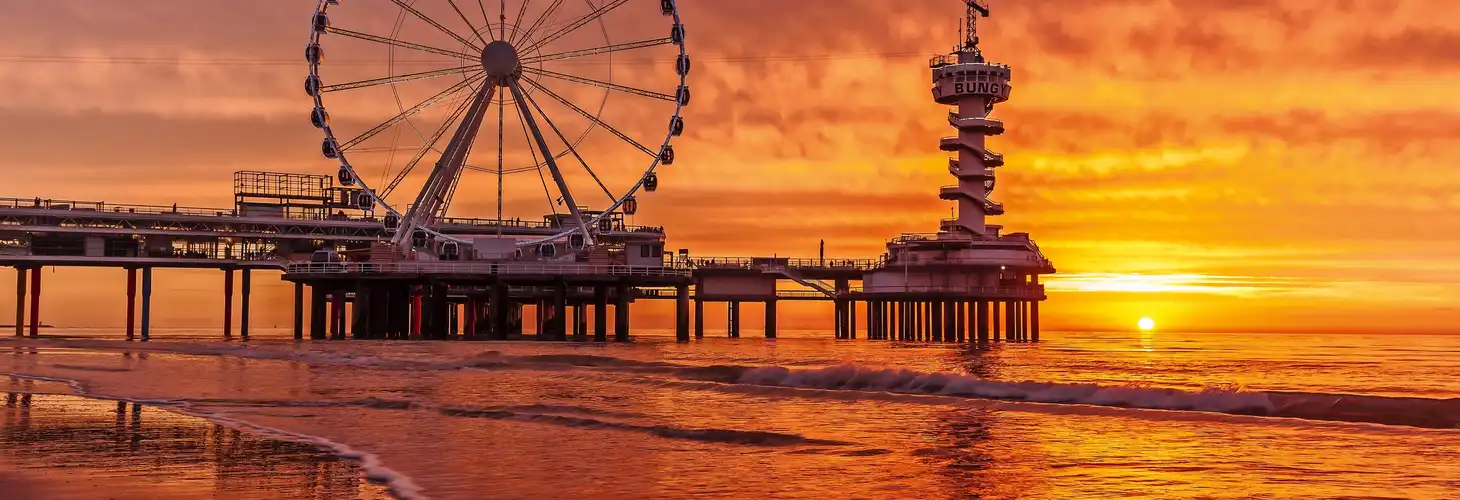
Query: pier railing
[
  {"left": 285, "top": 261, "right": 691, "bottom": 277},
  {"left": 858, "top": 284, "right": 1045, "bottom": 298},
  {"left": 690, "top": 257, "right": 879, "bottom": 271},
  {"left": 0, "top": 197, "right": 234, "bottom": 217}
]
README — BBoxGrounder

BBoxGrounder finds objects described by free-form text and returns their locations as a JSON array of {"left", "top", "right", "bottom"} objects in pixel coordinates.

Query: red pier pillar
[
  {"left": 464, "top": 297, "right": 477, "bottom": 341},
  {"left": 410, "top": 288, "right": 423, "bottom": 339}
]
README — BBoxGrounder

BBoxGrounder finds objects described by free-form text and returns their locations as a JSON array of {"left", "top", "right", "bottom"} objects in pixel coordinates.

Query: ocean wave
[
  {"left": 736, "top": 365, "right": 1275, "bottom": 414},
  {"left": 728, "top": 364, "right": 1460, "bottom": 429},
  {"left": 437, "top": 406, "right": 849, "bottom": 446},
  {"left": 12, "top": 340, "right": 1459, "bottom": 430}
]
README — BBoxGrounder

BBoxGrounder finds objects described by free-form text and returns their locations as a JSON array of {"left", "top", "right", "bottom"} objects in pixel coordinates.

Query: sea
[{"left": 2, "top": 328, "right": 1457, "bottom": 499}]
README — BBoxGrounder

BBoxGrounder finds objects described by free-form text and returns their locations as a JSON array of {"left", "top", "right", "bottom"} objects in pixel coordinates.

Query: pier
[{"left": 2, "top": 1, "right": 1051, "bottom": 344}]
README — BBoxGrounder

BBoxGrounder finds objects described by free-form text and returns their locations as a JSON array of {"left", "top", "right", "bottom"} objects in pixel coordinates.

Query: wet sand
[{"left": 0, "top": 391, "right": 392, "bottom": 499}]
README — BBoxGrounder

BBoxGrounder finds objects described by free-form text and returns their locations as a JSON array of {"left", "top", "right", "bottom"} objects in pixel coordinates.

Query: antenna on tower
[{"left": 963, "top": 1, "right": 991, "bottom": 57}]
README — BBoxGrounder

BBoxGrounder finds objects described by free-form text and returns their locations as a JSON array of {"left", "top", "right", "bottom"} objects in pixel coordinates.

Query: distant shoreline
[{"left": 0, "top": 325, "right": 54, "bottom": 329}]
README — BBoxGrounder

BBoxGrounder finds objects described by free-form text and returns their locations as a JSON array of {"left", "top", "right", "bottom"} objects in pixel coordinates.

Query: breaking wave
[{"left": 10, "top": 339, "right": 1460, "bottom": 429}]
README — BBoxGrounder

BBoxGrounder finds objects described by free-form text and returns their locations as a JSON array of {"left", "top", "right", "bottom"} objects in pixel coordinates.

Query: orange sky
[{"left": 2, "top": 0, "right": 1460, "bottom": 335}]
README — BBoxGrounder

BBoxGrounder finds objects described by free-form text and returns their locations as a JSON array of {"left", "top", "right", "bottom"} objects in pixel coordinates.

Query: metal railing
[
  {"left": 858, "top": 284, "right": 1044, "bottom": 297},
  {"left": 0, "top": 197, "right": 235, "bottom": 217},
  {"left": 0, "top": 196, "right": 669, "bottom": 235},
  {"left": 286, "top": 261, "right": 691, "bottom": 277},
  {"left": 689, "top": 257, "right": 879, "bottom": 271}
]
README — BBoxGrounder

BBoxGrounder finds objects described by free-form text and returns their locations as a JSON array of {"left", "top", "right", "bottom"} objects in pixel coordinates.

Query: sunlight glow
[{"left": 1138, "top": 317, "right": 1156, "bottom": 331}]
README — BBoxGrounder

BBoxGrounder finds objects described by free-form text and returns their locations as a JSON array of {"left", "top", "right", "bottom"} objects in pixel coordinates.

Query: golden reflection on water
[{"left": 0, "top": 391, "right": 390, "bottom": 499}]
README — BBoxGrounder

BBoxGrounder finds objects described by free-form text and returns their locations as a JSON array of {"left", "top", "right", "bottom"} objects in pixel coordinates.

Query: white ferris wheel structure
[{"left": 305, "top": 0, "right": 689, "bottom": 257}]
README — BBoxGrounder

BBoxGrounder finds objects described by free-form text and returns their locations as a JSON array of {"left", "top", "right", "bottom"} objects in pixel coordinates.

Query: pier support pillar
[
  {"left": 1031, "top": 301, "right": 1040, "bottom": 342},
  {"left": 493, "top": 284, "right": 510, "bottom": 341},
  {"left": 593, "top": 287, "right": 607, "bottom": 342},
  {"left": 464, "top": 297, "right": 477, "bottom": 341},
  {"left": 240, "top": 269, "right": 251, "bottom": 340},
  {"left": 955, "top": 300, "right": 966, "bottom": 343},
  {"left": 577, "top": 302, "right": 588, "bottom": 338},
  {"left": 728, "top": 301, "right": 740, "bottom": 338},
  {"left": 140, "top": 268, "right": 153, "bottom": 342},
  {"left": 849, "top": 301, "right": 858, "bottom": 340},
  {"left": 293, "top": 282, "right": 304, "bottom": 340},
  {"left": 990, "top": 300, "right": 1000, "bottom": 341},
  {"left": 764, "top": 299, "right": 778, "bottom": 339},
  {"left": 933, "top": 301, "right": 946, "bottom": 342},
  {"left": 614, "top": 283, "right": 631, "bottom": 342},
  {"left": 330, "top": 292, "right": 345, "bottom": 340},
  {"left": 125, "top": 268, "right": 137, "bottom": 341},
  {"left": 867, "top": 301, "right": 877, "bottom": 340},
  {"left": 976, "top": 301, "right": 989, "bottom": 342},
  {"left": 13, "top": 267, "right": 24, "bottom": 338},
  {"left": 896, "top": 301, "right": 905, "bottom": 341},
  {"left": 875, "top": 302, "right": 883, "bottom": 340},
  {"left": 352, "top": 284, "right": 371, "bottom": 340},
  {"left": 222, "top": 268, "right": 234, "bottom": 340},
  {"left": 553, "top": 281, "right": 569, "bottom": 341},
  {"left": 675, "top": 284, "right": 690, "bottom": 342},
  {"left": 449, "top": 302, "right": 460, "bottom": 339},
  {"left": 832, "top": 300, "right": 844, "bottom": 339},
  {"left": 410, "top": 287, "right": 423, "bottom": 339},
  {"left": 310, "top": 286, "right": 327, "bottom": 340},
  {"left": 908, "top": 301, "right": 917, "bottom": 341},
  {"left": 946, "top": 301, "right": 957, "bottom": 342},
  {"left": 1018, "top": 301, "right": 1028, "bottom": 341},
  {"left": 693, "top": 298, "right": 705, "bottom": 339},
  {"left": 1004, "top": 301, "right": 1016, "bottom": 342},
  {"left": 918, "top": 301, "right": 928, "bottom": 342},
  {"left": 28, "top": 267, "right": 41, "bottom": 338},
  {"left": 905, "top": 301, "right": 913, "bottom": 341}
]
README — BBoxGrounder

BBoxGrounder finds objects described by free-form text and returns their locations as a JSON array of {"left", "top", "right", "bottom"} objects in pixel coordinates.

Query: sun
[{"left": 1138, "top": 317, "right": 1156, "bottom": 331}]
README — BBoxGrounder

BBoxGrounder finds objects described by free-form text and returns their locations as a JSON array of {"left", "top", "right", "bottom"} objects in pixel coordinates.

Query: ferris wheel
[{"left": 305, "top": 0, "right": 689, "bottom": 251}]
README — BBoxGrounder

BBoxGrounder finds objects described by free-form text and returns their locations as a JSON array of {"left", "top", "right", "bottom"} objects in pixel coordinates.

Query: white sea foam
[{"left": 737, "top": 364, "right": 1278, "bottom": 414}]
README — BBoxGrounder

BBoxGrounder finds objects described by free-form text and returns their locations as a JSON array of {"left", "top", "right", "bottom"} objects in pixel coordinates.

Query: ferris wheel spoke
[
  {"left": 340, "top": 73, "right": 484, "bottom": 151},
  {"left": 522, "top": 66, "right": 674, "bottom": 102},
  {"left": 512, "top": 96, "right": 559, "bottom": 221},
  {"left": 518, "top": 81, "right": 623, "bottom": 203},
  {"left": 508, "top": 80, "right": 595, "bottom": 245},
  {"left": 396, "top": 86, "right": 498, "bottom": 243},
  {"left": 476, "top": 1, "right": 495, "bottom": 42},
  {"left": 520, "top": 76, "right": 656, "bottom": 157},
  {"left": 522, "top": 37, "right": 674, "bottom": 64},
  {"left": 521, "top": 0, "right": 628, "bottom": 54},
  {"left": 496, "top": 87, "right": 505, "bottom": 234},
  {"left": 321, "top": 65, "right": 478, "bottom": 93},
  {"left": 324, "top": 27, "right": 477, "bottom": 61},
  {"left": 388, "top": 0, "right": 482, "bottom": 53},
  {"left": 445, "top": 0, "right": 489, "bottom": 47},
  {"left": 381, "top": 93, "right": 477, "bottom": 199},
  {"left": 514, "top": 0, "right": 564, "bottom": 47}
]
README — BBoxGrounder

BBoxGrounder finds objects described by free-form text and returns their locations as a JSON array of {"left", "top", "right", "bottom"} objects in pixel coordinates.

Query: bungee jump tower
[{"left": 852, "top": 0, "right": 1056, "bottom": 343}]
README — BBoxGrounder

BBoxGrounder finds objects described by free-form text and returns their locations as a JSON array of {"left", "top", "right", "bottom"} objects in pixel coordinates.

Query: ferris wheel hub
[{"left": 481, "top": 40, "right": 521, "bottom": 81}]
